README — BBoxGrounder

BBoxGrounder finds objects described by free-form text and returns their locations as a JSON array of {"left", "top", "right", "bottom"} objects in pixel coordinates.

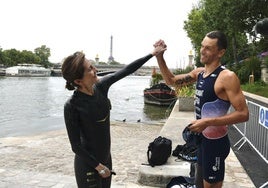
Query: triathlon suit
[
  {"left": 195, "top": 66, "right": 231, "bottom": 183},
  {"left": 64, "top": 54, "right": 153, "bottom": 188}
]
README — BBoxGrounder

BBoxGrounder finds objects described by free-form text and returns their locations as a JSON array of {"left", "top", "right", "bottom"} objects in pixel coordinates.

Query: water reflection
[{"left": 143, "top": 103, "right": 175, "bottom": 121}]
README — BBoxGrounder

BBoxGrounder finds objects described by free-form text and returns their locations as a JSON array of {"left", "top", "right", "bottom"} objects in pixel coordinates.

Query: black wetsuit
[{"left": 64, "top": 54, "right": 153, "bottom": 188}]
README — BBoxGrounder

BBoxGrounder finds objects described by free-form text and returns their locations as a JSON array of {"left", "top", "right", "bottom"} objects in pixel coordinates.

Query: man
[{"left": 154, "top": 31, "right": 249, "bottom": 188}]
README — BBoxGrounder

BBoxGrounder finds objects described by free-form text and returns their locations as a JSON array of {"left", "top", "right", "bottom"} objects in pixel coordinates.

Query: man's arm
[
  {"left": 219, "top": 70, "right": 249, "bottom": 123},
  {"left": 155, "top": 53, "right": 204, "bottom": 88}
]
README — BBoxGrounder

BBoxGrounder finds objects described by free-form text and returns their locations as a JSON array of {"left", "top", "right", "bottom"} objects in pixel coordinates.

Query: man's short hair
[{"left": 206, "top": 31, "right": 228, "bottom": 50}]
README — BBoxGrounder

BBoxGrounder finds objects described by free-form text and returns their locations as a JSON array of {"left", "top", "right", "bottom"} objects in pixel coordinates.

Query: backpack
[
  {"left": 173, "top": 144, "right": 198, "bottom": 162},
  {"left": 166, "top": 162, "right": 196, "bottom": 188},
  {"left": 147, "top": 136, "right": 172, "bottom": 167},
  {"left": 166, "top": 176, "right": 195, "bottom": 188}
]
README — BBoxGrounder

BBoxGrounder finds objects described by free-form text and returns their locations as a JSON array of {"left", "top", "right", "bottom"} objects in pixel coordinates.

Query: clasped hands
[{"left": 152, "top": 39, "right": 167, "bottom": 56}]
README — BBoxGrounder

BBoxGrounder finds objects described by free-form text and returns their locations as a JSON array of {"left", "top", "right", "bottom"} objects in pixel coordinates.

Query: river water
[{"left": 0, "top": 76, "right": 175, "bottom": 138}]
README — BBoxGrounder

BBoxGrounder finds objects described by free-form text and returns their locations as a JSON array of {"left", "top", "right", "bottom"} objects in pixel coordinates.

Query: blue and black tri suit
[
  {"left": 195, "top": 66, "right": 231, "bottom": 183},
  {"left": 64, "top": 54, "right": 153, "bottom": 188}
]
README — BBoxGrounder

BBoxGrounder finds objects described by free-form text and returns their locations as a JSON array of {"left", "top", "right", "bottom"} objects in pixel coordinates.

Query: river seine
[{"left": 0, "top": 76, "right": 175, "bottom": 138}]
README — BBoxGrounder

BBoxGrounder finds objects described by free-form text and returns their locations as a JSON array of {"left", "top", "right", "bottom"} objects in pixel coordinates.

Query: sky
[{"left": 0, "top": 0, "right": 198, "bottom": 68}]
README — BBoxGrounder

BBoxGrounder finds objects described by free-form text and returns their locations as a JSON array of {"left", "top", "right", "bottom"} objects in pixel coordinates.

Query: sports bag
[
  {"left": 166, "top": 162, "right": 196, "bottom": 188},
  {"left": 172, "top": 124, "right": 201, "bottom": 162},
  {"left": 147, "top": 136, "right": 172, "bottom": 167},
  {"left": 173, "top": 143, "right": 198, "bottom": 162},
  {"left": 166, "top": 176, "right": 195, "bottom": 188},
  {"left": 182, "top": 124, "right": 201, "bottom": 147}
]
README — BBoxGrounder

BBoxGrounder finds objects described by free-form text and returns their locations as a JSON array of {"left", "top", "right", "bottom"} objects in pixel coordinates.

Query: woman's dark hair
[
  {"left": 61, "top": 52, "right": 85, "bottom": 90},
  {"left": 206, "top": 31, "right": 228, "bottom": 50}
]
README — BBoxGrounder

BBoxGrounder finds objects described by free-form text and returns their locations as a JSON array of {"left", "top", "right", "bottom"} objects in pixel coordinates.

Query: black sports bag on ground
[{"left": 147, "top": 136, "right": 172, "bottom": 167}]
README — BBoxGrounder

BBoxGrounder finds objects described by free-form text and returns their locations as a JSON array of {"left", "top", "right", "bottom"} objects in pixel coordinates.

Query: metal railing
[{"left": 231, "top": 98, "right": 268, "bottom": 188}]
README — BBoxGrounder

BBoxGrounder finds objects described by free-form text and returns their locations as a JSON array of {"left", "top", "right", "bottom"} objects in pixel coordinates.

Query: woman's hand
[
  {"left": 152, "top": 39, "right": 167, "bottom": 56},
  {"left": 95, "top": 163, "right": 111, "bottom": 178}
]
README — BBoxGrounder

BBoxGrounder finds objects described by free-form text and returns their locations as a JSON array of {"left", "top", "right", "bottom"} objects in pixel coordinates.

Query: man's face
[{"left": 200, "top": 36, "right": 225, "bottom": 65}]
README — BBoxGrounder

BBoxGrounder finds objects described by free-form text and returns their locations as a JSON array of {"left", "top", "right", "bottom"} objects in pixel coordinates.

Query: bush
[{"left": 242, "top": 81, "right": 268, "bottom": 98}]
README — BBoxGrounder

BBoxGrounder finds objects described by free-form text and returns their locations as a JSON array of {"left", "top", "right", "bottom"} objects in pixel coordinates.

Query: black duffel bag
[{"left": 147, "top": 136, "right": 172, "bottom": 167}]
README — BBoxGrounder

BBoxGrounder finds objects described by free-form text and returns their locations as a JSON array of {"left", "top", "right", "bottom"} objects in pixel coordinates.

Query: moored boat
[
  {"left": 5, "top": 64, "right": 51, "bottom": 77},
  {"left": 144, "top": 83, "right": 177, "bottom": 106}
]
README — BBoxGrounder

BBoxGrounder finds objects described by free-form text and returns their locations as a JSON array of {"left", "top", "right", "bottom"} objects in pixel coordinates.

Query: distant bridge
[
  {"left": 50, "top": 64, "right": 176, "bottom": 77},
  {"left": 95, "top": 64, "right": 158, "bottom": 76}
]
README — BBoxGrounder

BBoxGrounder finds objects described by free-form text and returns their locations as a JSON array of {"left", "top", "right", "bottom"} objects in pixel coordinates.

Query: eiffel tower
[{"left": 108, "top": 35, "right": 115, "bottom": 64}]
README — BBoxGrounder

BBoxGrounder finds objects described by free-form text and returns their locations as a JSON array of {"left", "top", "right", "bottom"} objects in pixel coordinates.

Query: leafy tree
[
  {"left": 34, "top": 45, "right": 51, "bottom": 68},
  {"left": 234, "top": 57, "right": 261, "bottom": 84},
  {"left": 21, "top": 50, "right": 41, "bottom": 65},
  {"left": 183, "top": 0, "right": 268, "bottom": 72},
  {"left": 109, "top": 60, "right": 121, "bottom": 65},
  {"left": 1, "top": 49, "right": 41, "bottom": 67},
  {"left": 0, "top": 47, "right": 4, "bottom": 65},
  {"left": 183, "top": 7, "right": 206, "bottom": 67},
  {"left": 2, "top": 49, "right": 21, "bottom": 66}
]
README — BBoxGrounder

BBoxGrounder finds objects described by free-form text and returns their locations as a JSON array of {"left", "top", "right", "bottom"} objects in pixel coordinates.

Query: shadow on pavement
[{"left": 229, "top": 126, "right": 268, "bottom": 188}]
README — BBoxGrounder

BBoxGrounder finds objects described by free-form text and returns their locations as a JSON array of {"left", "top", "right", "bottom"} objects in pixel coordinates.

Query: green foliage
[
  {"left": 150, "top": 73, "right": 163, "bottom": 86},
  {"left": 173, "top": 66, "right": 194, "bottom": 74},
  {"left": 230, "top": 56, "right": 261, "bottom": 84},
  {"left": 173, "top": 66, "right": 195, "bottom": 97},
  {"left": 242, "top": 81, "right": 268, "bottom": 98},
  {"left": 183, "top": 0, "right": 268, "bottom": 67},
  {"left": 264, "top": 56, "right": 268, "bottom": 67},
  {"left": 98, "top": 61, "right": 108, "bottom": 65},
  {"left": 0, "top": 45, "right": 51, "bottom": 68},
  {"left": 175, "top": 84, "right": 195, "bottom": 97},
  {"left": 34, "top": 45, "right": 51, "bottom": 68},
  {"left": 109, "top": 61, "right": 120, "bottom": 65}
]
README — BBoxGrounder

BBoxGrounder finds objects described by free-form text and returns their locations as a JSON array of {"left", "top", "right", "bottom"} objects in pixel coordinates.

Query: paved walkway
[
  {"left": 0, "top": 101, "right": 256, "bottom": 187},
  {"left": 0, "top": 121, "right": 162, "bottom": 188}
]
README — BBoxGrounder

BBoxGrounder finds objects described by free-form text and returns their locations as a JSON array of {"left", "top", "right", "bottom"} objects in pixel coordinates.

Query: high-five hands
[
  {"left": 152, "top": 39, "right": 167, "bottom": 56},
  {"left": 154, "top": 39, "right": 167, "bottom": 48}
]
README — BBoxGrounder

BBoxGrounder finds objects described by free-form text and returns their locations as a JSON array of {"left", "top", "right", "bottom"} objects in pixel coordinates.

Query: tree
[
  {"left": 183, "top": 0, "right": 268, "bottom": 67},
  {"left": 34, "top": 45, "right": 51, "bottom": 68},
  {"left": 21, "top": 50, "right": 41, "bottom": 65},
  {"left": 0, "top": 47, "right": 4, "bottom": 65},
  {"left": 1, "top": 49, "right": 41, "bottom": 67},
  {"left": 183, "top": 7, "right": 206, "bottom": 67},
  {"left": 2, "top": 49, "right": 21, "bottom": 66}
]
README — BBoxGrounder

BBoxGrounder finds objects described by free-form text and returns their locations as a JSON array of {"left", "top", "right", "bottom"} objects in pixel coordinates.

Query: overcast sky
[{"left": 0, "top": 0, "right": 198, "bottom": 68}]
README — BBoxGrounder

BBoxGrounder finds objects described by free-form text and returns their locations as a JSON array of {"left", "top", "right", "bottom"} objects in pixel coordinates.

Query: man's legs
[
  {"left": 196, "top": 135, "right": 230, "bottom": 188},
  {"left": 203, "top": 180, "right": 223, "bottom": 188},
  {"left": 195, "top": 163, "right": 204, "bottom": 188}
]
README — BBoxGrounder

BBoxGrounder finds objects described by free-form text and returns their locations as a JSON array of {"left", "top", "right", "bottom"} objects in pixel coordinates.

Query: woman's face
[{"left": 78, "top": 59, "right": 98, "bottom": 89}]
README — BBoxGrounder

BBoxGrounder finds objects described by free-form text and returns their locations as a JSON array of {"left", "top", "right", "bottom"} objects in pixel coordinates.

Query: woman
[{"left": 62, "top": 46, "right": 165, "bottom": 188}]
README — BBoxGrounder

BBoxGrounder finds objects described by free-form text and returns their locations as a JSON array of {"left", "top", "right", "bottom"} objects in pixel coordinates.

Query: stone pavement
[
  {"left": 0, "top": 100, "right": 257, "bottom": 188},
  {"left": 0, "top": 121, "right": 162, "bottom": 188}
]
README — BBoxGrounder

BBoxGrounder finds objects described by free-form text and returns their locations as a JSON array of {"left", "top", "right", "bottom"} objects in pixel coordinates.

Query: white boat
[{"left": 5, "top": 64, "right": 51, "bottom": 77}]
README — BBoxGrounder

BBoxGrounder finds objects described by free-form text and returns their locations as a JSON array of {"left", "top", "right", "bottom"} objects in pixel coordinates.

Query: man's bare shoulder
[
  {"left": 220, "top": 69, "right": 238, "bottom": 80},
  {"left": 190, "top": 67, "right": 205, "bottom": 79},
  {"left": 219, "top": 69, "right": 241, "bottom": 89},
  {"left": 195, "top": 67, "right": 205, "bottom": 72}
]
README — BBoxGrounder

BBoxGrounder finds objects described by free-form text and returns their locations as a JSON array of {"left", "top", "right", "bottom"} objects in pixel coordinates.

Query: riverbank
[{"left": 0, "top": 122, "right": 163, "bottom": 187}]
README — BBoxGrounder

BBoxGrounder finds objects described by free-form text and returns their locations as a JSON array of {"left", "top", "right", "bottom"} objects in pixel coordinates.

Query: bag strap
[{"left": 144, "top": 143, "right": 154, "bottom": 167}]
